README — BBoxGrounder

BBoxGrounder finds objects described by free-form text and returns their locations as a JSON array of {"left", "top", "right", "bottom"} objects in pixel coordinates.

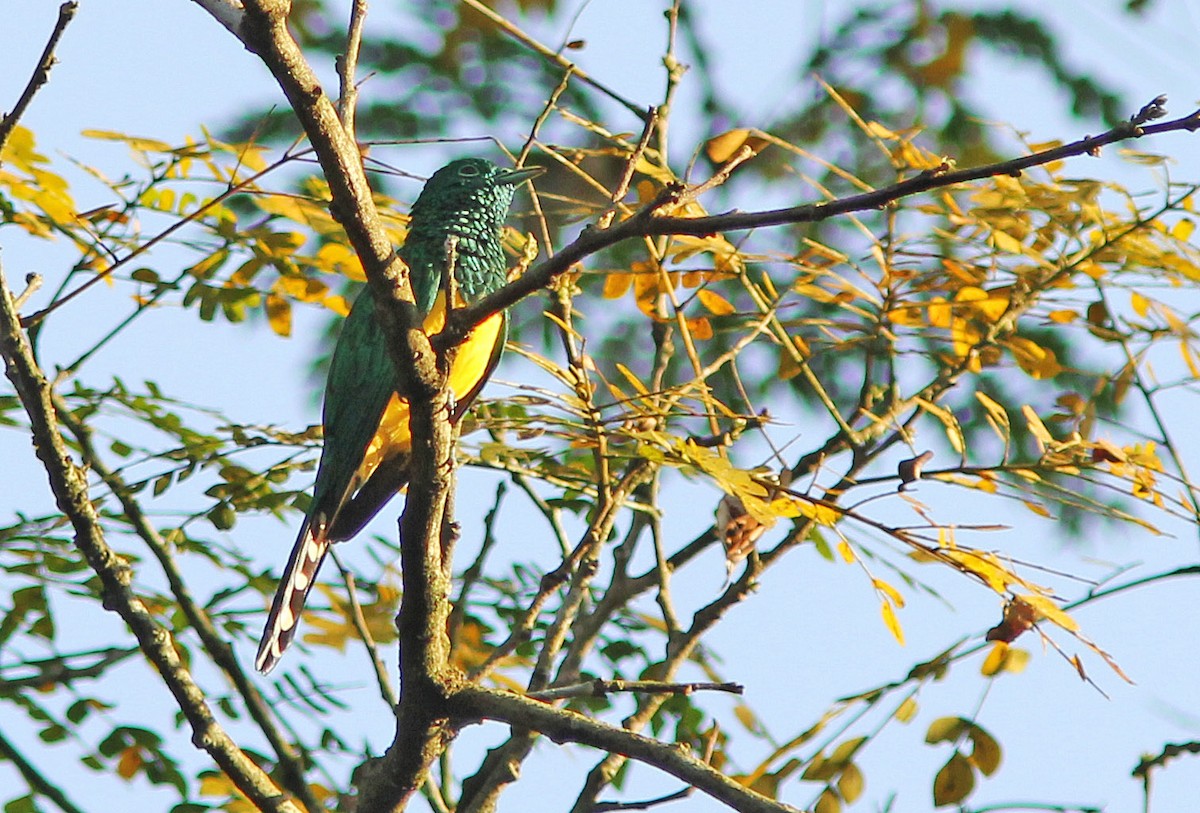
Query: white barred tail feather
[{"left": 254, "top": 519, "right": 330, "bottom": 674}]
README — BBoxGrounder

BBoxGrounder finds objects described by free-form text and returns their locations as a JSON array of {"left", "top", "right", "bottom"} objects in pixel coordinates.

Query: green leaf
[
  {"left": 925, "top": 715, "right": 968, "bottom": 744},
  {"left": 4, "top": 795, "right": 37, "bottom": 813},
  {"left": 932, "top": 751, "right": 975, "bottom": 806},
  {"left": 968, "top": 726, "right": 1002, "bottom": 776}
]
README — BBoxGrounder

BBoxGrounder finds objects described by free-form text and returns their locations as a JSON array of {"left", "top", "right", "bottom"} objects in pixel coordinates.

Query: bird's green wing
[{"left": 308, "top": 290, "right": 396, "bottom": 526}]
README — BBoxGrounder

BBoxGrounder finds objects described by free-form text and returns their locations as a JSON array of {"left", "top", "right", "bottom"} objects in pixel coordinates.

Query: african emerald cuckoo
[{"left": 255, "top": 158, "right": 542, "bottom": 673}]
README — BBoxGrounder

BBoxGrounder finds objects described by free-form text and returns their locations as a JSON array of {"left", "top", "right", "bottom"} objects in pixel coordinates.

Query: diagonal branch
[
  {"left": 222, "top": 4, "right": 463, "bottom": 809},
  {"left": 452, "top": 684, "right": 803, "bottom": 813},
  {"left": 0, "top": 261, "right": 299, "bottom": 812},
  {"left": 50, "top": 390, "right": 322, "bottom": 811},
  {"left": 442, "top": 100, "right": 1200, "bottom": 344}
]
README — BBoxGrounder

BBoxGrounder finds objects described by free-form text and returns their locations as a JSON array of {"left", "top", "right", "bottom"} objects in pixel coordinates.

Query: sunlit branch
[{"left": 443, "top": 99, "right": 1200, "bottom": 346}]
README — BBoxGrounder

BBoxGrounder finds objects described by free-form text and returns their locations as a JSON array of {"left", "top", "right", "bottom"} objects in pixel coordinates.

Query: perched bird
[{"left": 255, "top": 158, "right": 542, "bottom": 673}]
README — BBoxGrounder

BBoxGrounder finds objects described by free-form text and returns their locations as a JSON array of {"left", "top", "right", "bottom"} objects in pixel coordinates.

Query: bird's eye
[{"left": 458, "top": 164, "right": 481, "bottom": 177}]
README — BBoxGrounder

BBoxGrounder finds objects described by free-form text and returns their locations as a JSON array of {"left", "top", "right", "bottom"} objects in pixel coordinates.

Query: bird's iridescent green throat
[{"left": 400, "top": 158, "right": 544, "bottom": 311}]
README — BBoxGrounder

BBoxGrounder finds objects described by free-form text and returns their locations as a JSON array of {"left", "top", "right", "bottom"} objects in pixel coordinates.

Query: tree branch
[
  {"left": 216, "top": 3, "right": 463, "bottom": 809},
  {"left": 528, "top": 679, "right": 743, "bottom": 702},
  {"left": 188, "top": 0, "right": 246, "bottom": 37},
  {"left": 0, "top": 646, "right": 136, "bottom": 691},
  {"left": 0, "top": 261, "right": 299, "bottom": 811},
  {"left": 0, "top": 2, "right": 78, "bottom": 155},
  {"left": 49, "top": 389, "right": 321, "bottom": 810},
  {"left": 452, "top": 685, "right": 803, "bottom": 813},
  {"left": 442, "top": 100, "right": 1200, "bottom": 345}
]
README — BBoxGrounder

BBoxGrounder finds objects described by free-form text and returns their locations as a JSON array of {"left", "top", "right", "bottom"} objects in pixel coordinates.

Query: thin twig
[
  {"left": 49, "top": 391, "right": 321, "bottom": 811},
  {"left": 0, "top": 727, "right": 86, "bottom": 813},
  {"left": 442, "top": 102, "right": 1200, "bottom": 344},
  {"left": 24, "top": 145, "right": 316, "bottom": 329},
  {"left": 329, "top": 547, "right": 399, "bottom": 709},
  {"left": 460, "top": 0, "right": 647, "bottom": 119},
  {"left": 336, "top": 0, "right": 368, "bottom": 137},
  {"left": 0, "top": 647, "right": 136, "bottom": 691},
  {"left": 12, "top": 273, "right": 42, "bottom": 310},
  {"left": 0, "top": 2, "right": 78, "bottom": 155},
  {"left": 447, "top": 481, "right": 506, "bottom": 652},
  {"left": 592, "top": 788, "right": 691, "bottom": 812}
]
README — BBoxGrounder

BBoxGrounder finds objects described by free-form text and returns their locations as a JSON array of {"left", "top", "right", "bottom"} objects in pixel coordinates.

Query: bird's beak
[{"left": 498, "top": 165, "right": 545, "bottom": 186}]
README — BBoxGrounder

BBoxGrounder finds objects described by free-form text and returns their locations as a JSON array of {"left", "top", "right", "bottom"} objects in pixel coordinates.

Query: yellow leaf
[
  {"left": 955, "top": 285, "right": 1008, "bottom": 321},
  {"left": 685, "top": 316, "right": 713, "bottom": 340},
  {"left": 1130, "top": 291, "right": 1150, "bottom": 318},
  {"left": 918, "top": 398, "right": 965, "bottom": 455},
  {"left": 1006, "top": 336, "right": 1062, "bottom": 379},
  {"left": 324, "top": 294, "right": 351, "bottom": 317},
  {"left": 1021, "top": 405, "right": 1054, "bottom": 448},
  {"left": 733, "top": 702, "right": 760, "bottom": 732},
  {"left": 81, "top": 128, "right": 172, "bottom": 152},
  {"left": 697, "top": 288, "right": 736, "bottom": 315},
  {"left": 941, "top": 549, "right": 1013, "bottom": 593},
  {"left": 880, "top": 600, "right": 905, "bottom": 645},
  {"left": 277, "top": 275, "right": 329, "bottom": 303},
  {"left": 813, "top": 789, "right": 841, "bottom": 813},
  {"left": 116, "top": 746, "right": 143, "bottom": 779},
  {"left": 968, "top": 727, "right": 1002, "bottom": 776},
  {"left": 989, "top": 227, "right": 1026, "bottom": 255},
  {"left": 603, "top": 271, "right": 633, "bottom": 299},
  {"left": 1046, "top": 309, "right": 1078, "bottom": 324},
  {"left": 838, "top": 763, "right": 864, "bottom": 803},
  {"left": 836, "top": 540, "right": 855, "bottom": 563},
  {"left": 615, "top": 363, "right": 650, "bottom": 395},
  {"left": 1021, "top": 499, "right": 1053, "bottom": 519},
  {"left": 777, "top": 497, "right": 840, "bottom": 526},
  {"left": 980, "top": 642, "right": 1008, "bottom": 676},
  {"left": 705, "top": 129, "right": 769, "bottom": 163},
  {"left": 872, "top": 578, "right": 905, "bottom": 608},
  {"left": 1017, "top": 593, "right": 1079, "bottom": 632},
  {"left": 865, "top": 121, "right": 899, "bottom": 140},
  {"left": 266, "top": 293, "right": 292, "bottom": 337},
  {"left": 974, "top": 391, "right": 1010, "bottom": 442},
  {"left": 187, "top": 249, "right": 229, "bottom": 280},
  {"left": 925, "top": 716, "right": 967, "bottom": 744},
  {"left": 894, "top": 696, "right": 918, "bottom": 723}
]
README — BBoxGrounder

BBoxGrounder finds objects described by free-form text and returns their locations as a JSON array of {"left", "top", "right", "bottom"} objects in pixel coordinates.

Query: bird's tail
[{"left": 255, "top": 520, "right": 330, "bottom": 674}]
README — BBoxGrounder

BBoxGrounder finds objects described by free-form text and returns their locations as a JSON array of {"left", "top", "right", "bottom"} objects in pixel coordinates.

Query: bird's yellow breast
[{"left": 357, "top": 290, "right": 504, "bottom": 485}]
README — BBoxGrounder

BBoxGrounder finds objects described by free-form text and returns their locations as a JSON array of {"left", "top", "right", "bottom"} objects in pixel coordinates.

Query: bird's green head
[
  {"left": 401, "top": 158, "right": 544, "bottom": 306},
  {"left": 420, "top": 158, "right": 543, "bottom": 203}
]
